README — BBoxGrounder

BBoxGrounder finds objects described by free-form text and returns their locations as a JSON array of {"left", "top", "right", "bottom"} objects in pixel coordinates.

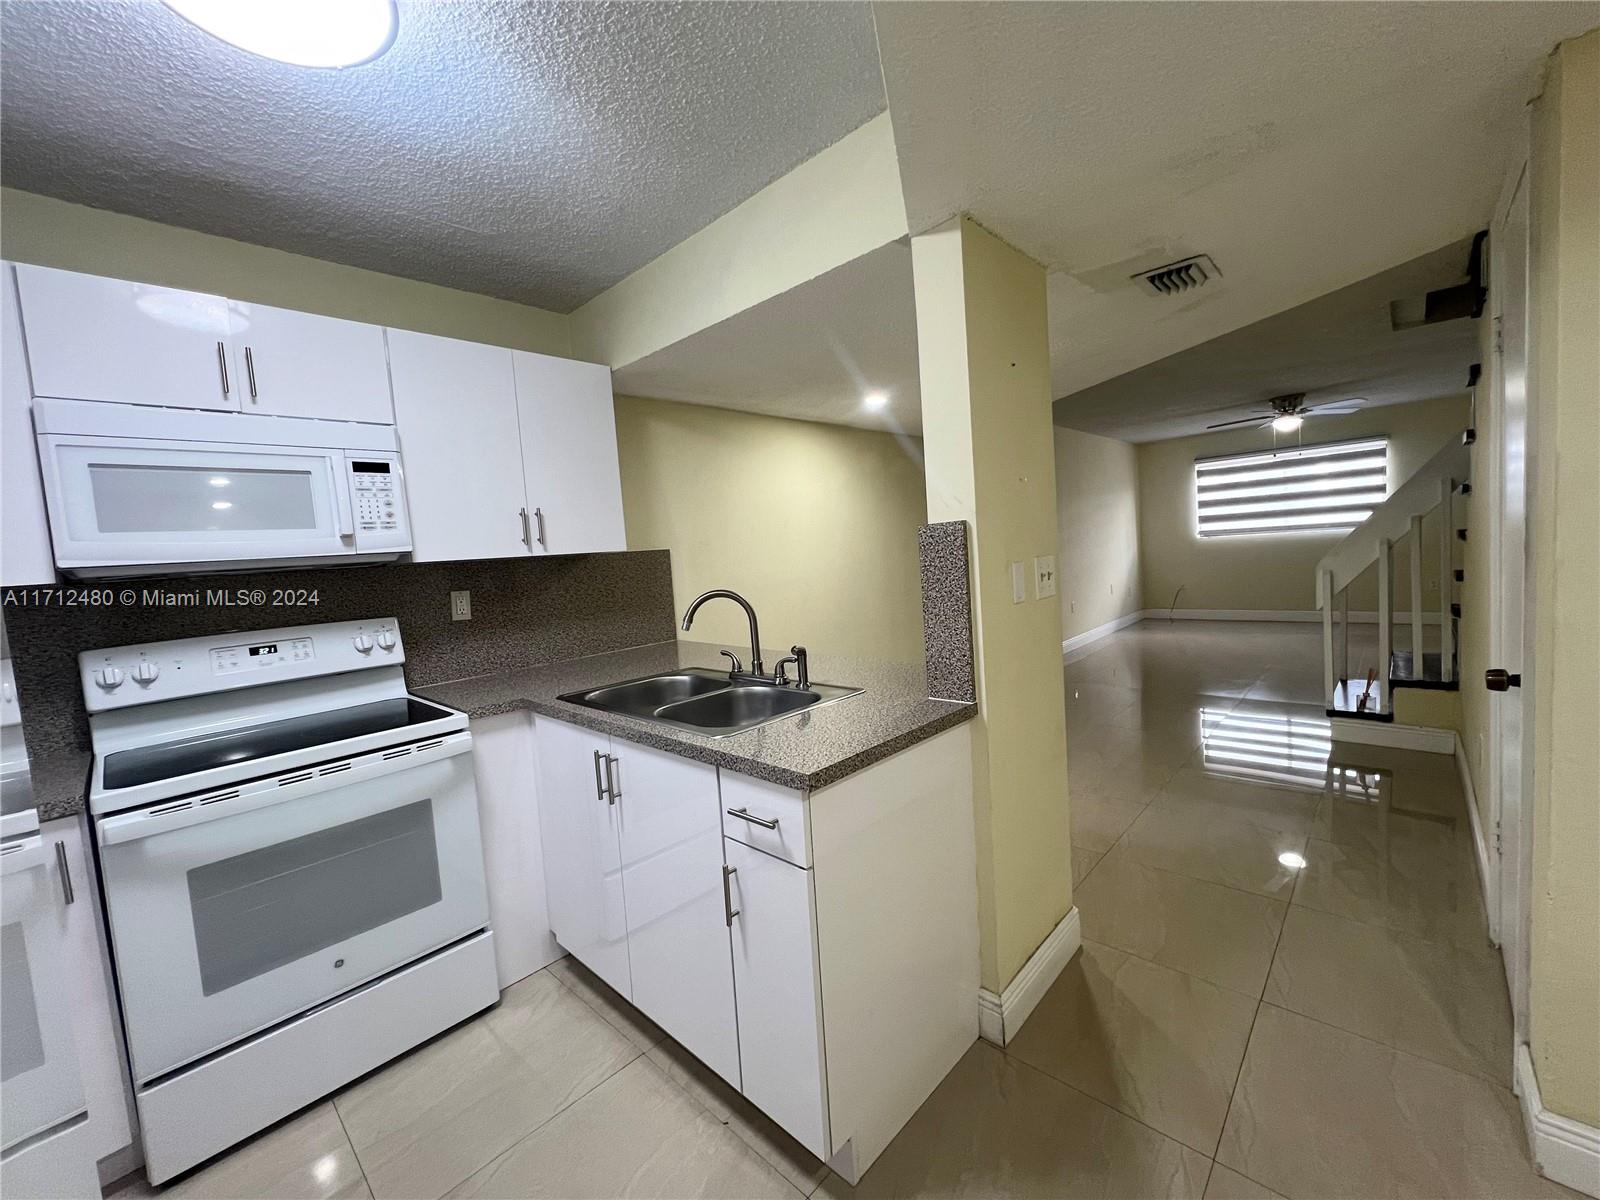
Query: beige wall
[
  {"left": 913, "top": 216, "right": 1070, "bottom": 994},
  {"left": 1136, "top": 394, "right": 1472, "bottom": 615},
  {"left": 0, "top": 188, "right": 572, "bottom": 355},
  {"left": 614, "top": 395, "right": 927, "bottom": 663},
  {"left": 1054, "top": 426, "right": 1142, "bottom": 640},
  {"left": 1525, "top": 29, "right": 1599, "bottom": 1131},
  {"left": 570, "top": 114, "right": 907, "bottom": 369}
]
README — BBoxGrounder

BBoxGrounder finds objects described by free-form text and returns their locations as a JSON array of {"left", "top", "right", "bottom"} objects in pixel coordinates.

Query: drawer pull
[{"left": 726, "top": 806, "right": 779, "bottom": 830}]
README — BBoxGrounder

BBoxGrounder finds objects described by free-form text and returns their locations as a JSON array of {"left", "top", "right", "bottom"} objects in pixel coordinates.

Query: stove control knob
[
  {"left": 94, "top": 666, "right": 125, "bottom": 690},
  {"left": 376, "top": 631, "right": 397, "bottom": 652},
  {"left": 353, "top": 634, "right": 375, "bottom": 654},
  {"left": 133, "top": 662, "right": 160, "bottom": 685}
]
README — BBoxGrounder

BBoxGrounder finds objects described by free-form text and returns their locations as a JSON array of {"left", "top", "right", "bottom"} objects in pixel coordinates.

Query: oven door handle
[{"left": 97, "top": 731, "right": 473, "bottom": 846}]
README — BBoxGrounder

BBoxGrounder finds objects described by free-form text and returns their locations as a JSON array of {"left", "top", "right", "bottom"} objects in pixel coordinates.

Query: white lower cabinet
[
  {"left": 535, "top": 713, "right": 980, "bottom": 1184},
  {"left": 533, "top": 717, "right": 631, "bottom": 998},
  {"left": 615, "top": 742, "right": 739, "bottom": 1087},
  {"left": 724, "top": 837, "right": 830, "bottom": 1159}
]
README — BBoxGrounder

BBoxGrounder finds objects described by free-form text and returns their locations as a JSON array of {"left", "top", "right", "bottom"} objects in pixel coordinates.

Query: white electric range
[{"left": 81, "top": 617, "right": 497, "bottom": 1184}]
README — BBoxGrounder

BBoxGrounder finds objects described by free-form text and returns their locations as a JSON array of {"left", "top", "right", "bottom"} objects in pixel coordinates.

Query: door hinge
[
  {"left": 1492, "top": 315, "right": 1504, "bottom": 357},
  {"left": 1493, "top": 820, "right": 1502, "bottom": 855}
]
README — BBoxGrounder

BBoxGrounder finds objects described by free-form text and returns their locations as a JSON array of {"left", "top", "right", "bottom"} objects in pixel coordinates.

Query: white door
[
  {"left": 1, "top": 268, "right": 55, "bottom": 585},
  {"left": 533, "top": 718, "right": 631, "bottom": 998},
  {"left": 229, "top": 303, "right": 392, "bottom": 423},
  {"left": 616, "top": 744, "right": 739, "bottom": 1087},
  {"left": 513, "top": 351, "right": 626, "bottom": 555},
  {"left": 1, "top": 832, "right": 87, "bottom": 1152},
  {"left": 724, "top": 837, "right": 830, "bottom": 1159},
  {"left": 1490, "top": 155, "right": 1534, "bottom": 1042},
  {"left": 13, "top": 264, "right": 239, "bottom": 411},
  {"left": 387, "top": 330, "right": 532, "bottom": 561}
]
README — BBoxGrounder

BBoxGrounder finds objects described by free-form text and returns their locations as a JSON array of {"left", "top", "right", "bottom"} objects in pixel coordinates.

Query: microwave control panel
[{"left": 350, "top": 459, "right": 401, "bottom": 534}]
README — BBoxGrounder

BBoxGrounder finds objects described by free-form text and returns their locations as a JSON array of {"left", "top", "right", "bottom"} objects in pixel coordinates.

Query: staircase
[{"left": 1316, "top": 429, "right": 1474, "bottom": 721}]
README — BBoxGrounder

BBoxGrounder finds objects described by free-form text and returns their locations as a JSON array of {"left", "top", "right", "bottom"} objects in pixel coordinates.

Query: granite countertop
[
  {"left": 15, "top": 748, "right": 93, "bottom": 823},
  {"left": 415, "top": 639, "right": 977, "bottom": 791}
]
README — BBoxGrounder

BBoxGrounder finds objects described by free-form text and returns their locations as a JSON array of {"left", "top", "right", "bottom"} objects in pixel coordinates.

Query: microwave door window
[{"left": 86, "top": 464, "right": 318, "bottom": 534}]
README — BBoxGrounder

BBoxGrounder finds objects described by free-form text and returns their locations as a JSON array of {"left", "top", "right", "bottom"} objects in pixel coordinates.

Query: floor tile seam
[
  {"left": 993, "top": 1042, "right": 1223, "bottom": 1161},
  {"left": 1212, "top": 894, "right": 1292, "bottom": 1160},
  {"left": 1251, "top": 1000, "right": 1522, "bottom": 1100},
  {"left": 1284, "top": 892, "right": 1496, "bottom": 957},
  {"left": 546, "top": 961, "right": 666, "bottom": 1050},
  {"left": 1092, "top": 842, "right": 1302, "bottom": 910},
  {"left": 327, "top": 1096, "right": 377, "bottom": 1199},
  {"left": 1072, "top": 924, "right": 1278, "bottom": 1005}
]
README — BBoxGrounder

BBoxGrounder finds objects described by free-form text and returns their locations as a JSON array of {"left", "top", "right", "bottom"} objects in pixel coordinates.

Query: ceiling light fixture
[
  {"left": 1271, "top": 414, "right": 1304, "bottom": 434},
  {"left": 163, "top": 0, "right": 398, "bottom": 69},
  {"left": 862, "top": 391, "right": 889, "bottom": 412}
]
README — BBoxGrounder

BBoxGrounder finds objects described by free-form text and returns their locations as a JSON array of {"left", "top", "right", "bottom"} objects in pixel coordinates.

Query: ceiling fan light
[
  {"left": 162, "top": 0, "right": 398, "bottom": 69},
  {"left": 1272, "top": 414, "right": 1304, "bottom": 434}
]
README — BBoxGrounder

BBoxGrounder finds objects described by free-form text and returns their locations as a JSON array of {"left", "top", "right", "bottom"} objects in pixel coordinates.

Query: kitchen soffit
[{"left": 0, "top": 0, "right": 886, "bottom": 313}]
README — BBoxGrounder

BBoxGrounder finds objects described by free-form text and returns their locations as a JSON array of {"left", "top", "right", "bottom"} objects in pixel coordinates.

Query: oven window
[
  {"left": 187, "top": 800, "right": 443, "bottom": 996},
  {"left": 87, "top": 464, "right": 318, "bottom": 533},
  {"left": 1, "top": 922, "right": 45, "bottom": 1081}
]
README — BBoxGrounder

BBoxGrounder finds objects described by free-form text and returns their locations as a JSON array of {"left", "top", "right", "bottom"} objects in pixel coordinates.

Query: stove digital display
[
  {"left": 211, "top": 637, "right": 314, "bottom": 674},
  {"left": 248, "top": 644, "right": 278, "bottom": 657}
]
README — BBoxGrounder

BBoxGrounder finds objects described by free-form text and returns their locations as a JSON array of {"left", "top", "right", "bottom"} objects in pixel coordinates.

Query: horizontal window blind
[{"left": 1194, "top": 437, "right": 1387, "bottom": 537}]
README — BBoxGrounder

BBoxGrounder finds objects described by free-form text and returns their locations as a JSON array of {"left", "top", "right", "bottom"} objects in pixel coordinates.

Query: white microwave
[{"left": 32, "top": 399, "right": 412, "bottom": 577}]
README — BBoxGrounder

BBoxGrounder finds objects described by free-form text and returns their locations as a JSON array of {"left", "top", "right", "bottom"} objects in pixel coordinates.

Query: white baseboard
[
  {"left": 1329, "top": 717, "right": 1456, "bottom": 754},
  {"left": 1456, "top": 733, "right": 1499, "bottom": 946},
  {"left": 1061, "top": 611, "right": 1144, "bottom": 659},
  {"left": 977, "top": 907, "right": 1080, "bottom": 1046},
  {"left": 1141, "top": 608, "right": 1443, "bottom": 625},
  {"left": 1516, "top": 1044, "right": 1600, "bottom": 1197}
]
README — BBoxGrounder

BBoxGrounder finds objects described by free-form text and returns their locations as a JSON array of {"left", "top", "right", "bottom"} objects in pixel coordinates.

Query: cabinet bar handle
[
  {"left": 534, "top": 507, "right": 548, "bottom": 549},
  {"left": 726, "top": 807, "right": 779, "bottom": 830},
  {"left": 722, "top": 864, "right": 740, "bottom": 926},
  {"left": 54, "top": 841, "right": 74, "bottom": 905},
  {"left": 216, "top": 342, "right": 230, "bottom": 395},
  {"left": 605, "top": 754, "right": 621, "bottom": 802},
  {"left": 519, "top": 507, "right": 532, "bottom": 549},
  {"left": 593, "top": 749, "right": 609, "bottom": 804},
  {"left": 244, "top": 345, "right": 258, "bottom": 401}
]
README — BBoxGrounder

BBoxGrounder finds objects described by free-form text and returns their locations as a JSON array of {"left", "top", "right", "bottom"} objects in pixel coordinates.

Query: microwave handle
[{"left": 331, "top": 457, "right": 356, "bottom": 539}]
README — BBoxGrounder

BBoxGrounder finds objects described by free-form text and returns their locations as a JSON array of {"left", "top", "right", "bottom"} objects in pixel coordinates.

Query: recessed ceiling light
[
  {"left": 862, "top": 391, "right": 889, "bottom": 412},
  {"left": 1271, "top": 414, "right": 1303, "bottom": 434},
  {"left": 211, "top": 500, "right": 234, "bottom": 511},
  {"left": 1277, "top": 851, "right": 1308, "bottom": 870},
  {"left": 163, "top": 0, "right": 398, "bottom": 69},
  {"left": 208, "top": 477, "right": 230, "bottom": 488}
]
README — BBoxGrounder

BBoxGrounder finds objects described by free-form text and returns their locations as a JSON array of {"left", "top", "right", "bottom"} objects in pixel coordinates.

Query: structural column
[{"left": 910, "top": 216, "right": 1072, "bottom": 1008}]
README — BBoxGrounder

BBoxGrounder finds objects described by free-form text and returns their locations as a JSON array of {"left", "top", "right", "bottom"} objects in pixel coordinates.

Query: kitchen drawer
[{"left": 719, "top": 773, "right": 809, "bottom": 868}]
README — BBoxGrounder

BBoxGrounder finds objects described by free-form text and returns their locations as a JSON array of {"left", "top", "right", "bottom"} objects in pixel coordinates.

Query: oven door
[
  {"left": 35, "top": 433, "right": 356, "bottom": 573},
  {"left": 96, "top": 733, "right": 489, "bottom": 1085}
]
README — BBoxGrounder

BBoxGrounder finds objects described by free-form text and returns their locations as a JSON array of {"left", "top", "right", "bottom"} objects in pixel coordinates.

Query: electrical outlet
[
  {"left": 1033, "top": 555, "right": 1057, "bottom": 599},
  {"left": 1010, "top": 561, "right": 1027, "bottom": 604},
  {"left": 450, "top": 590, "right": 472, "bottom": 621}
]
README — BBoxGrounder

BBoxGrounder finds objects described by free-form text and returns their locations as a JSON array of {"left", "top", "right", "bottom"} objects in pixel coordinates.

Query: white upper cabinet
[
  {"left": 13, "top": 264, "right": 238, "bottom": 411},
  {"left": 386, "top": 329, "right": 530, "bottom": 562},
  {"left": 227, "top": 302, "right": 392, "bottom": 423},
  {"left": 512, "top": 351, "right": 626, "bottom": 555},
  {"left": 2, "top": 268, "right": 55, "bottom": 585}
]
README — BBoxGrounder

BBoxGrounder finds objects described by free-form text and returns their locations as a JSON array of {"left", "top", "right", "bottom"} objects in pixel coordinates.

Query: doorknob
[{"left": 1485, "top": 668, "right": 1522, "bottom": 691}]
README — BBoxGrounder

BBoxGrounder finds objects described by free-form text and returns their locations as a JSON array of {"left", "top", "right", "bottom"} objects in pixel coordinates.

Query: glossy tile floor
[{"left": 108, "top": 621, "right": 1575, "bottom": 1200}]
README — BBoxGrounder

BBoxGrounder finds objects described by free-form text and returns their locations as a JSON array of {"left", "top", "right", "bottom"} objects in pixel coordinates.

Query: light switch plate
[
  {"left": 1010, "top": 561, "right": 1027, "bottom": 604},
  {"left": 450, "top": 590, "right": 472, "bottom": 621},
  {"left": 1034, "top": 555, "right": 1058, "bottom": 600}
]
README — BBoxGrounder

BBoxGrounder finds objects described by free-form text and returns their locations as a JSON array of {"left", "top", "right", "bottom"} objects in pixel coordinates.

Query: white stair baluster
[
  {"left": 1441, "top": 479, "right": 1455, "bottom": 683},
  {"left": 1377, "top": 538, "right": 1393, "bottom": 713},
  {"left": 1410, "top": 512, "right": 1426, "bottom": 676},
  {"left": 1322, "top": 568, "right": 1336, "bottom": 708}
]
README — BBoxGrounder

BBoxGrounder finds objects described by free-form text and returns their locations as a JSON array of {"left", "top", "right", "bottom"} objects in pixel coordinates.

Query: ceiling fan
[{"left": 1205, "top": 392, "right": 1368, "bottom": 433}]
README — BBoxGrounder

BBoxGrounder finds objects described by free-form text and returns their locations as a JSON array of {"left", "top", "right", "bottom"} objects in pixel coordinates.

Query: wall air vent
[{"left": 1133, "top": 254, "right": 1221, "bottom": 296}]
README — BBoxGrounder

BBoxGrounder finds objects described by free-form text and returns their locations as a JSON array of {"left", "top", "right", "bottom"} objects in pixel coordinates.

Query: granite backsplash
[{"left": 2, "top": 550, "right": 676, "bottom": 759}]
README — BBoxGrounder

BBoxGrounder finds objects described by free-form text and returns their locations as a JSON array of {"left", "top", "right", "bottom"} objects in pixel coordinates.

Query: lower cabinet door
[
  {"left": 533, "top": 718, "right": 631, "bottom": 998},
  {"left": 616, "top": 744, "right": 739, "bottom": 1087},
  {"left": 724, "top": 838, "right": 830, "bottom": 1160}
]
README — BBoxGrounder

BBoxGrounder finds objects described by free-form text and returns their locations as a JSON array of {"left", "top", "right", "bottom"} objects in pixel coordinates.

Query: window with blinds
[{"left": 1194, "top": 437, "right": 1388, "bottom": 537}]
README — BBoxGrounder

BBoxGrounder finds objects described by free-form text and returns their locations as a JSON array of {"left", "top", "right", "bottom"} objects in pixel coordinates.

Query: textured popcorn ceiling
[{"left": 0, "top": 0, "right": 886, "bottom": 312}]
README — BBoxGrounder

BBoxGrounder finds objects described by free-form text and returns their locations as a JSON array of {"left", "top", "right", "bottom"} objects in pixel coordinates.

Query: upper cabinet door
[
  {"left": 13, "top": 264, "right": 238, "bottom": 411},
  {"left": 615, "top": 742, "right": 740, "bottom": 1088},
  {"left": 228, "top": 303, "right": 392, "bottom": 424},
  {"left": 2, "top": 268, "right": 56, "bottom": 585},
  {"left": 386, "top": 329, "right": 530, "bottom": 562},
  {"left": 512, "top": 351, "right": 626, "bottom": 555}
]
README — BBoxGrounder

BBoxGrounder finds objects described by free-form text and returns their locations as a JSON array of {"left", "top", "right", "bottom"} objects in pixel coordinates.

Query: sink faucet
[{"left": 682, "top": 589, "right": 764, "bottom": 677}]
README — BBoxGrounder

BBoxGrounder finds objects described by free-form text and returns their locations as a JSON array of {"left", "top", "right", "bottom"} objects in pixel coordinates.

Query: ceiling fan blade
[
  {"left": 1205, "top": 415, "right": 1271, "bottom": 430},
  {"left": 1305, "top": 403, "right": 1365, "bottom": 415}
]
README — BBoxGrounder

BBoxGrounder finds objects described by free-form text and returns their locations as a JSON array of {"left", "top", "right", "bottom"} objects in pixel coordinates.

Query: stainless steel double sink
[{"left": 559, "top": 667, "right": 862, "bottom": 737}]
